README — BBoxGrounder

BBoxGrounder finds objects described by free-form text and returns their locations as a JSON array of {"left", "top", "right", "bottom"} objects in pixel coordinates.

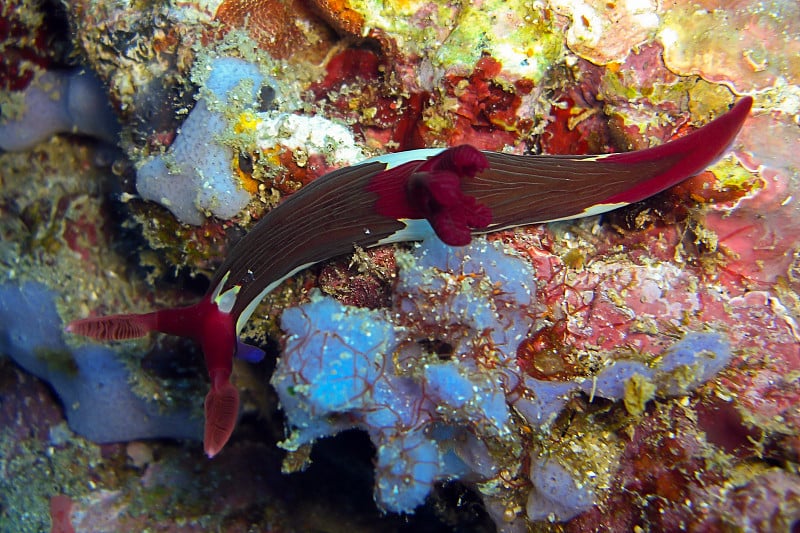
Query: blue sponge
[
  {"left": 273, "top": 237, "right": 538, "bottom": 512},
  {"left": 136, "top": 57, "right": 267, "bottom": 224},
  {"left": 272, "top": 235, "right": 736, "bottom": 518},
  {"left": 0, "top": 69, "right": 119, "bottom": 151},
  {"left": 0, "top": 282, "right": 201, "bottom": 443}
]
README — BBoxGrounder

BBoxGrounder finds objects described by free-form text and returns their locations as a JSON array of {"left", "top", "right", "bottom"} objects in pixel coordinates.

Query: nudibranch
[{"left": 67, "top": 96, "right": 752, "bottom": 457}]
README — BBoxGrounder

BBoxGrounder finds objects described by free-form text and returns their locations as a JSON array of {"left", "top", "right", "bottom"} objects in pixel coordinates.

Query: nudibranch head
[
  {"left": 368, "top": 145, "right": 492, "bottom": 246},
  {"left": 66, "top": 287, "right": 245, "bottom": 458}
]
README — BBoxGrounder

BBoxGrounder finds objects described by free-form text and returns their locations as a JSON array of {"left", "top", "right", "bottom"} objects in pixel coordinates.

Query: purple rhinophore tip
[{"left": 236, "top": 340, "right": 266, "bottom": 363}]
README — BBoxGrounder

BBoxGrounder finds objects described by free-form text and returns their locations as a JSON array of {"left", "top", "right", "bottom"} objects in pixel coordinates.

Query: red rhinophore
[
  {"left": 66, "top": 294, "right": 240, "bottom": 457},
  {"left": 368, "top": 145, "right": 492, "bottom": 246},
  {"left": 66, "top": 313, "right": 158, "bottom": 340}
]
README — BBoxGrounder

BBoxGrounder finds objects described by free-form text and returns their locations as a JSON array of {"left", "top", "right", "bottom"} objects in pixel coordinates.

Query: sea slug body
[{"left": 67, "top": 96, "right": 753, "bottom": 458}]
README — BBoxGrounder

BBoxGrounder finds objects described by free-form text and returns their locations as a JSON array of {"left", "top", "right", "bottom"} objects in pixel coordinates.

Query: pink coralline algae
[
  {"left": 551, "top": 0, "right": 800, "bottom": 94},
  {"left": 49, "top": 495, "right": 75, "bottom": 533},
  {"left": 549, "top": 0, "right": 659, "bottom": 65},
  {"left": 0, "top": 0, "right": 59, "bottom": 91}
]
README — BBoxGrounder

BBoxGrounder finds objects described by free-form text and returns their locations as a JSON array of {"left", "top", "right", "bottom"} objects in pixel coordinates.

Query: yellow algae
[
  {"left": 686, "top": 81, "right": 736, "bottom": 120},
  {"left": 345, "top": 0, "right": 458, "bottom": 50},
  {"left": 623, "top": 373, "right": 656, "bottom": 416},
  {"left": 231, "top": 154, "right": 260, "bottom": 194},
  {"left": 343, "top": 0, "right": 563, "bottom": 82},
  {"left": 434, "top": 1, "right": 563, "bottom": 82},
  {"left": 233, "top": 111, "right": 261, "bottom": 133},
  {"left": 708, "top": 156, "right": 764, "bottom": 200}
]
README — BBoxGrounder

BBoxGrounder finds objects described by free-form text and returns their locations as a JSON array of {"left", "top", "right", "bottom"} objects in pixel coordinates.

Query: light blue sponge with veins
[
  {"left": 272, "top": 236, "right": 735, "bottom": 518},
  {"left": 276, "top": 291, "right": 445, "bottom": 513},
  {"left": 278, "top": 294, "right": 395, "bottom": 414},
  {"left": 273, "top": 236, "right": 539, "bottom": 513}
]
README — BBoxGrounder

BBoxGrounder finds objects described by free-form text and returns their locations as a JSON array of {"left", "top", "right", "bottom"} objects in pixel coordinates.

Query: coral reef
[
  {"left": 657, "top": 0, "right": 800, "bottom": 93},
  {"left": 272, "top": 237, "right": 736, "bottom": 520},
  {"left": 213, "top": 0, "right": 335, "bottom": 60},
  {"left": 1, "top": 0, "right": 798, "bottom": 530},
  {"left": 0, "top": 0, "right": 65, "bottom": 91}
]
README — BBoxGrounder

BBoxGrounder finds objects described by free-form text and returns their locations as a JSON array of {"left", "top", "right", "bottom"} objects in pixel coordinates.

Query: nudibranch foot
[
  {"left": 368, "top": 144, "right": 492, "bottom": 246},
  {"left": 235, "top": 340, "right": 267, "bottom": 363}
]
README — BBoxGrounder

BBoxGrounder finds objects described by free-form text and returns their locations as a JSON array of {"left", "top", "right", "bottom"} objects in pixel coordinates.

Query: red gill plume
[{"left": 368, "top": 145, "right": 492, "bottom": 246}]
